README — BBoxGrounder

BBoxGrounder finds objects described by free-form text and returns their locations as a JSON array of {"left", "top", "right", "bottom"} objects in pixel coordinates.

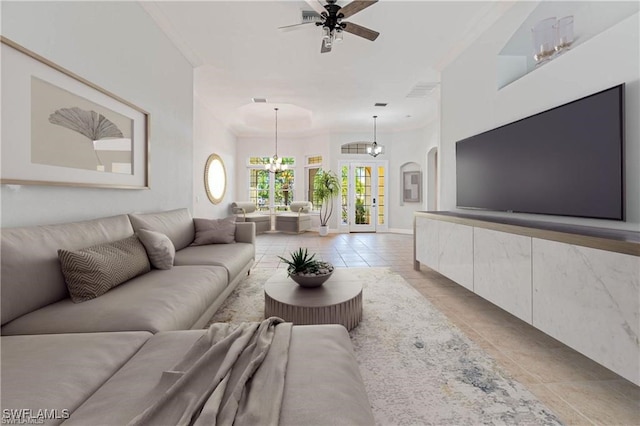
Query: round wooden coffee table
[{"left": 264, "top": 269, "right": 363, "bottom": 331}]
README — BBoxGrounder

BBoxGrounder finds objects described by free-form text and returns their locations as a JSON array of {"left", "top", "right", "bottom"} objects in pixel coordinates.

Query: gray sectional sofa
[
  {"left": 1, "top": 208, "right": 255, "bottom": 335},
  {"left": 0, "top": 208, "right": 375, "bottom": 425}
]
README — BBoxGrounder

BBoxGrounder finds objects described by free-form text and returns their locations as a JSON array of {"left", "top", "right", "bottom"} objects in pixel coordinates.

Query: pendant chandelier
[
  {"left": 265, "top": 107, "right": 287, "bottom": 173},
  {"left": 367, "top": 115, "right": 383, "bottom": 157}
]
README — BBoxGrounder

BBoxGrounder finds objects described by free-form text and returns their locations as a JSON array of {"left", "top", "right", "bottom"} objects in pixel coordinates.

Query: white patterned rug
[{"left": 208, "top": 267, "right": 562, "bottom": 425}]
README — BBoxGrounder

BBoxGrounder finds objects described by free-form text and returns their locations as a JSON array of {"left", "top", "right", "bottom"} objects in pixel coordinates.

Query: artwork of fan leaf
[{"left": 49, "top": 107, "right": 123, "bottom": 141}]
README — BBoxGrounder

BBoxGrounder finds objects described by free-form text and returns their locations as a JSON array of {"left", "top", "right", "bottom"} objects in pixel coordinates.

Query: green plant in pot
[
  {"left": 313, "top": 169, "right": 340, "bottom": 236},
  {"left": 278, "top": 248, "right": 334, "bottom": 288}
]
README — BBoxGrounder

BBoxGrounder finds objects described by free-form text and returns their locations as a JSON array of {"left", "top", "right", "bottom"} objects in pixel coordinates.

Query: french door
[{"left": 340, "top": 161, "right": 387, "bottom": 233}]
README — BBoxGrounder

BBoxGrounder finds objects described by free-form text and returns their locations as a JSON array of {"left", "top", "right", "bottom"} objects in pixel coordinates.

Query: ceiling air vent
[
  {"left": 302, "top": 10, "right": 322, "bottom": 22},
  {"left": 406, "top": 82, "right": 439, "bottom": 98},
  {"left": 374, "top": 102, "right": 388, "bottom": 107},
  {"left": 252, "top": 98, "right": 267, "bottom": 103}
]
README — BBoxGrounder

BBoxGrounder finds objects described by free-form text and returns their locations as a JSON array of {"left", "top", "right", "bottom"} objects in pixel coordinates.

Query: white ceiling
[{"left": 142, "top": 0, "right": 515, "bottom": 136}]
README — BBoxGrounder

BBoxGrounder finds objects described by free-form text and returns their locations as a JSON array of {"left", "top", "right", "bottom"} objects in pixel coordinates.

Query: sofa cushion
[
  {"left": 1, "top": 214, "right": 134, "bottom": 326},
  {"left": 192, "top": 217, "right": 236, "bottom": 245},
  {"left": 276, "top": 213, "right": 312, "bottom": 223},
  {"left": 280, "top": 325, "right": 375, "bottom": 425},
  {"left": 289, "top": 201, "right": 312, "bottom": 213},
  {"left": 137, "top": 229, "right": 175, "bottom": 270},
  {"left": 58, "top": 235, "right": 151, "bottom": 303},
  {"left": 231, "top": 201, "right": 257, "bottom": 214},
  {"left": 65, "top": 326, "right": 374, "bottom": 426},
  {"left": 174, "top": 243, "right": 254, "bottom": 281},
  {"left": 1, "top": 266, "right": 228, "bottom": 335},
  {"left": 1, "top": 331, "right": 151, "bottom": 426},
  {"left": 128, "top": 208, "right": 195, "bottom": 251},
  {"left": 64, "top": 331, "right": 205, "bottom": 425}
]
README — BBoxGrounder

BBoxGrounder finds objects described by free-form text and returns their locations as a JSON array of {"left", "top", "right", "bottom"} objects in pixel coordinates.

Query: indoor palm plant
[
  {"left": 278, "top": 248, "right": 334, "bottom": 288},
  {"left": 313, "top": 169, "right": 340, "bottom": 236}
]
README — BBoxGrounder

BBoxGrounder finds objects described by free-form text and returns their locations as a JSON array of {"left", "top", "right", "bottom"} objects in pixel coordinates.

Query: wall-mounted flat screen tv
[{"left": 456, "top": 84, "right": 625, "bottom": 221}]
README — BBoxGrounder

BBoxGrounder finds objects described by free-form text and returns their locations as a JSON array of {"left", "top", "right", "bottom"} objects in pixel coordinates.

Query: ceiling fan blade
[
  {"left": 305, "top": 0, "right": 327, "bottom": 17},
  {"left": 339, "top": 0, "right": 378, "bottom": 19},
  {"left": 278, "top": 21, "right": 317, "bottom": 32},
  {"left": 321, "top": 39, "right": 332, "bottom": 53},
  {"left": 342, "top": 22, "right": 380, "bottom": 41}
]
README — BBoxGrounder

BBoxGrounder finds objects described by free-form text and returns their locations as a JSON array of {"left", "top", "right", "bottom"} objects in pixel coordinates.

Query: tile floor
[{"left": 254, "top": 231, "right": 639, "bottom": 426}]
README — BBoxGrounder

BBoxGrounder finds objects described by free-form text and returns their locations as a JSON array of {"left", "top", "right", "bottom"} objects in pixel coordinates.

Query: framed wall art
[
  {"left": 1, "top": 37, "right": 149, "bottom": 189},
  {"left": 403, "top": 171, "right": 422, "bottom": 203}
]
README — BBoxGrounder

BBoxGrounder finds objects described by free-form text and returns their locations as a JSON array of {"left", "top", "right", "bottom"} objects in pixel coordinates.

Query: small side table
[{"left": 264, "top": 269, "right": 363, "bottom": 331}]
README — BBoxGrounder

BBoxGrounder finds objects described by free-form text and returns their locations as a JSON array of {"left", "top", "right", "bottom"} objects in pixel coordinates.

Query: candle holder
[
  {"left": 532, "top": 17, "right": 557, "bottom": 65},
  {"left": 554, "top": 15, "right": 574, "bottom": 54}
]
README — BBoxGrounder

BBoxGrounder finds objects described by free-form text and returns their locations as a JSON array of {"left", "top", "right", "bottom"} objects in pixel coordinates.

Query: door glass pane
[
  {"left": 308, "top": 167, "right": 320, "bottom": 209},
  {"left": 341, "top": 165, "right": 348, "bottom": 225},
  {"left": 378, "top": 166, "right": 385, "bottom": 225},
  {"left": 355, "top": 166, "right": 372, "bottom": 225}
]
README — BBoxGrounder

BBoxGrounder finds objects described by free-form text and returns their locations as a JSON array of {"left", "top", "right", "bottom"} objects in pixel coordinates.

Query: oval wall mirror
[{"left": 204, "top": 154, "right": 226, "bottom": 204}]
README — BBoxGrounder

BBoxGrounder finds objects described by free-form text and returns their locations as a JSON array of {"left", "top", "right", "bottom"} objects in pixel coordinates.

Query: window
[
  {"left": 307, "top": 155, "right": 322, "bottom": 165},
  {"left": 341, "top": 142, "right": 371, "bottom": 154},
  {"left": 341, "top": 165, "right": 348, "bottom": 225},
  {"left": 308, "top": 168, "right": 320, "bottom": 208},
  {"left": 275, "top": 169, "right": 294, "bottom": 209},
  {"left": 249, "top": 168, "right": 270, "bottom": 210},
  {"left": 305, "top": 155, "right": 323, "bottom": 210},
  {"left": 247, "top": 157, "right": 295, "bottom": 209}
]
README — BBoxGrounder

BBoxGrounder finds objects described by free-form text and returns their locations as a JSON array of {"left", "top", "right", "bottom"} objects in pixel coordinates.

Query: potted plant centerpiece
[
  {"left": 313, "top": 169, "right": 340, "bottom": 236},
  {"left": 278, "top": 248, "right": 334, "bottom": 288}
]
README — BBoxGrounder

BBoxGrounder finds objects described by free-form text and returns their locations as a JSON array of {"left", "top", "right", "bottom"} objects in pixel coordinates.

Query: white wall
[
  {"left": 390, "top": 122, "right": 439, "bottom": 231},
  {"left": 441, "top": 4, "right": 640, "bottom": 231},
  {"left": 193, "top": 95, "right": 237, "bottom": 218},
  {"left": 1, "top": 2, "right": 194, "bottom": 227}
]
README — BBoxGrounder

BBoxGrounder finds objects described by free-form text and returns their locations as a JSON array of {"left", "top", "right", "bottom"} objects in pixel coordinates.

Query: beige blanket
[{"left": 128, "top": 317, "right": 292, "bottom": 426}]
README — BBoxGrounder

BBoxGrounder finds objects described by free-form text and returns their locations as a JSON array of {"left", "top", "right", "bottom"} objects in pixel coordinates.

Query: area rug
[{"left": 208, "top": 267, "right": 562, "bottom": 425}]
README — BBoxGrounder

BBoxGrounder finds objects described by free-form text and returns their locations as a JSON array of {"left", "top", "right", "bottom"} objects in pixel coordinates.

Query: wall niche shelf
[{"left": 497, "top": 1, "right": 639, "bottom": 89}]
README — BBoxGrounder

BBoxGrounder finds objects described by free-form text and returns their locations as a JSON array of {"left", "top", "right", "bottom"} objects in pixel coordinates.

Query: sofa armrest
[
  {"left": 233, "top": 207, "right": 247, "bottom": 219},
  {"left": 235, "top": 222, "right": 255, "bottom": 245}
]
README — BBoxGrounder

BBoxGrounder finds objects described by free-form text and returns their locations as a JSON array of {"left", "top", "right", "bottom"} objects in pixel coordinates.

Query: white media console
[{"left": 414, "top": 211, "right": 640, "bottom": 386}]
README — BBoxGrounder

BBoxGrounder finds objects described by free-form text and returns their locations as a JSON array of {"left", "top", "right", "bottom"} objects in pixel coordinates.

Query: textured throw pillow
[
  {"left": 192, "top": 216, "right": 236, "bottom": 245},
  {"left": 137, "top": 228, "right": 175, "bottom": 270},
  {"left": 58, "top": 235, "right": 151, "bottom": 303}
]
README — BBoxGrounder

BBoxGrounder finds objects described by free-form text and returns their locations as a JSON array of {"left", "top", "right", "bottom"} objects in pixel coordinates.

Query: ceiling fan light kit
[{"left": 280, "top": 0, "right": 379, "bottom": 53}]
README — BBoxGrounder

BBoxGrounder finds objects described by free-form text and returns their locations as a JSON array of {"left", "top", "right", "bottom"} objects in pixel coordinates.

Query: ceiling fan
[{"left": 279, "top": 0, "right": 380, "bottom": 53}]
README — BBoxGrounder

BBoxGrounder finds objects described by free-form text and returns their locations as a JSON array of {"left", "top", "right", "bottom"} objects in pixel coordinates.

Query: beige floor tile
[
  {"left": 254, "top": 263, "right": 279, "bottom": 269},
  {"left": 527, "top": 384, "right": 594, "bottom": 425},
  {"left": 468, "top": 322, "right": 566, "bottom": 354},
  {"left": 432, "top": 294, "right": 499, "bottom": 317},
  {"left": 257, "top": 260, "right": 281, "bottom": 266},
  {"left": 603, "top": 379, "right": 640, "bottom": 404},
  {"left": 501, "top": 346, "right": 617, "bottom": 384},
  {"left": 546, "top": 381, "right": 640, "bottom": 425},
  {"left": 413, "top": 280, "right": 477, "bottom": 299},
  {"left": 344, "top": 261, "right": 369, "bottom": 267}
]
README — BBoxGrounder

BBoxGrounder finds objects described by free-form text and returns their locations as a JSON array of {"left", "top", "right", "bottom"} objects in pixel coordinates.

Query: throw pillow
[
  {"left": 192, "top": 216, "right": 236, "bottom": 245},
  {"left": 137, "top": 229, "right": 175, "bottom": 270},
  {"left": 58, "top": 235, "right": 151, "bottom": 303}
]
